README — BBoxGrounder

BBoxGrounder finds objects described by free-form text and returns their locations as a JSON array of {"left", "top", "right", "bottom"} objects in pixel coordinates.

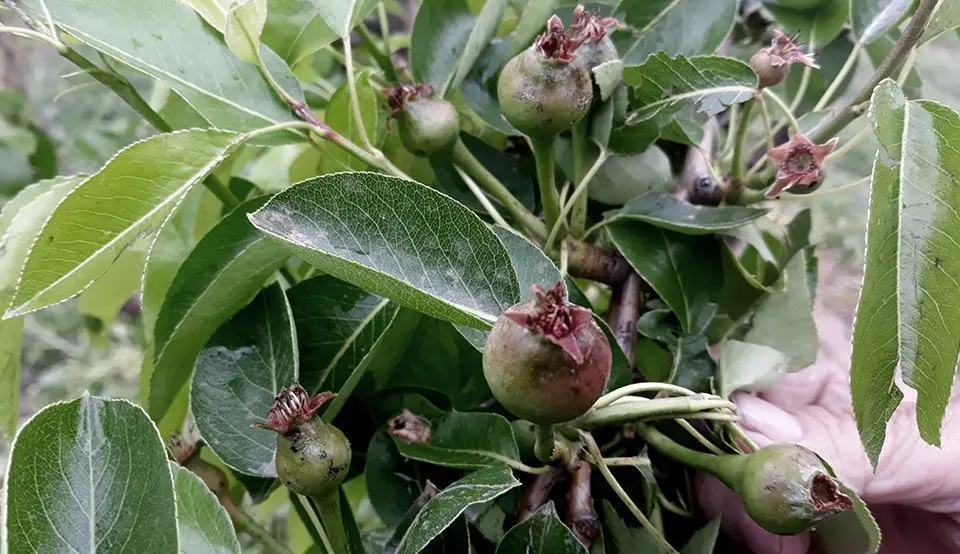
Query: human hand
[{"left": 697, "top": 302, "right": 960, "bottom": 553}]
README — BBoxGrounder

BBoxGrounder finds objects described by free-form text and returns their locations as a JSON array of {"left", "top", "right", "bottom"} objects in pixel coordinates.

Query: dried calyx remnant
[
  {"left": 766, "top": 134, "right": 838, "bottom": 198},
  {"left": 253, "top": 384, "right": 351, "bottom": 497},
  {"left": 750, "top": 30, "right": 818, "bottom": 88},
  {"left": 483, "top": 282, "right": 612, "bottom": 424},
  {"left": 383, "top": 83, "right": 460, "bottom": 157}
]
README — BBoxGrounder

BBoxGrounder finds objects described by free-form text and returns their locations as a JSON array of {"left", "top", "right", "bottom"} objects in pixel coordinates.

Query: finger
[{"left": 695, "top": 473, "right": 811, "bottom": 554}]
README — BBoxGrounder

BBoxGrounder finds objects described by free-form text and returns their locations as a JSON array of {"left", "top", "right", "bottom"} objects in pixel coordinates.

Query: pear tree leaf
[
  {"left": 614, "top": 192, "right": 768, "bottom": 235},
  {"left": 393, "top": 466, "right": 520, "bottom": 554},
  {"left": 6, "top": 130, "right": 245, "bottom": 317},
  {"left": 495, "top": 502, "right": 587, "bottom": 554},
  {"left": 393, "top": 411, "right": 520, "bottom": 469},
  {"left": 248, "top": 172, "right": 520, "bottom": 329},
  {"left": 850, "top": 0, "right": 912, "bottom": 44},
  {"left": 314, "top": 0, "right": 379, "bottom": 37},
  {"left": 20, "top": 0, "right": 304, "bottom": 136},
  {"left": 261, "top": 0, "right": 338, "bottom": 67},
  {"left": 225, "top": 0, "right": 268, "bottom": 64},
  {"left": 171, "top": 462, "right": 241, "bottom": 554},
  {"left": 3, "top": 396, "right": 178, "bottom": 552},
  {"left": 150, "top": 197, "right": 290, "bottom": 421},
  {"left": 192, "top": 283, "right": 297, "bottom": 478},
  {"left": 852, "top": 79, "right": 960, "bottom": 463},
  {"left": 613, "top": 0, "right": 737, "bottom": 65}
]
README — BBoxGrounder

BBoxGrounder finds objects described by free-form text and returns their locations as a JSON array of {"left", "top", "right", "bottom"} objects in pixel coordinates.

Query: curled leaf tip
[{"left": 251, "top": 384, "right": 335, "bottom": 435}]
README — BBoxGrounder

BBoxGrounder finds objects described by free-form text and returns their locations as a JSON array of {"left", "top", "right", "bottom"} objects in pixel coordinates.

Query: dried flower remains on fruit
[
  {"left": 750, "top": 30, "right": 818, "bottom": 87},
  {"left": 251, "top": 384, "right": 335, "bottom": 435},
  {"left": 766, "top": 134, "right": 838, "bottom": 198}
]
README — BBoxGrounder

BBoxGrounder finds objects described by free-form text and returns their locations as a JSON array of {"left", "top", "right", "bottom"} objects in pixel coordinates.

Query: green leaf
[
  {"left": 320, "top": 72, "right": 384, "bottom": 173},
  {"left": 608, "top": 221, "right": 721, "bottom": 334},
  {"left": 786, "top": 34, "right": 860, "bottom": 113},
  {"left": 412, "top": 0, "right": 508, "bottom": 96},
  {"left": 557, "top": 142, "right": 673, "bottom": 204},
  {"left": 366, "top": 432, "right": 425, "bottom": 526},
  {"left": 593, "top": 60, "right": 624, "bottom": 102},
  {"left": 192, "top": 283, "right": 296, "bottom": 478},
  {"left": 850, "top": 0, "right": 912, "bottom": 44},
  {"left": 175, "top": 0, "right": 229, "bottom": 30},
  {"left": 287, "top": 276, "right": 398, "bottom": 392},
  {"left": 743, "top": 253, "right": 817, "bottom": 372},
  {"left": 622, "top": 54, "right": 756, "bottom": 148},
  {"left": 3, "top": 395, "right": 177, "bottom": 551},
  {"left": 717, "top": 339, "right": 790, "bottom": 398},
  {"left": 670, "top": 335, "right": 716, "bottom": 392},
  {"left": 261, "top": 0, "right": 337, "bottom": 67},
  {"left": 150, "top": 197, "right": 289, "bottom": 421},
  {"left": 456, "top": 225, "right": 559, "bottom": 350},
  {"left": 225, "top": 0, "right": 268, "bottom": 64},
  {"left": 77, "top": 244, "right": 146, "bottom": 332},
  {"left": 614, "top": 0, "right": 737, "bottom": 64},
  {"left": 614, "top": 192, "right": 767, "bottom": 235},
  {"left": 812, "top": 482, "right": 881, "bottom": 554},
  {"left": 602, "top": 500, "right": 659, "bottom": 554},
  {"left": 766, "top": 0, "right": 850, "bottom": 47},
  {"left": 142, "top": 186, "right": 219, "bottom": 339},
  {"left": 248, "top": 171, "right": 520, "bottom": 329},
  {"left": 393, "top": 411, "right": 520, "bottom": 469},
  {"left": 507, "top": 0, "right": 558, "bottom": 57},
  {"left": 681, "top": 518, "right": 721, "bottom": 554},
  {"left": 0, "top": 176, "right": 82, "bottom": 441},
  {"left": 313, "top": 0, "right": 378, "bottom": 37},
  {"left": 21, "top": 0, "right": 303, "bottom": 136},
  {"left": 853, "top": 79, "right": 960, "bottom": 460},
  {"left": 495, "top": 502, "right": 587, "bottom": 554},
  {"left": 5, "top": 130, "right": 244, "bottom": 317},
  {"left": 384, "top": 482, "right": 440, "bottom": 553},
  {"left": 393, "top": 466, "right": 520, "bottom": 554},
  {"left": 171, "top": 462, "right": 241, "bottom": 554},
  {"left": 431, "top": 134, "right": 535, "bottom": 214},
  {"left": 920, "top": 0, "right": 960, "bottom": 45}
]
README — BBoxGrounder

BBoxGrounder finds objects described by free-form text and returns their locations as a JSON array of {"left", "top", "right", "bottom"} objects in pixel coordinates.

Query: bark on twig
[
  {"left": 565, "top": 460, "right": 600, "bottom": 548},
  {"left": 566, "top": 240, "right": 632, "bottom": 285},
  {"left": 606, "top": 272, "right": 644, "bottom": 368},
  {"left": 515, "top": 467, "right": 564, "bottom": 525}
]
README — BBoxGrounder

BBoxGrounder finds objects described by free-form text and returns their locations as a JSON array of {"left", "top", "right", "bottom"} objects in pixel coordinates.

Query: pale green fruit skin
[
  {"left": 765, "top": 0, "right": 826, "bottom": 10},
  {"left": 482, "top": 298, "right": 611, "bottom": 424},
  {"left": 275, "top": 419, "right": 352, "bottom": 497},
  {"left": 497, "top": 47, "right": 593, "bottom": 137},
  {"left": 398, "top": 98, "right": 460, "bottom": 157},
  {"left": 576, "top": 35, "right": 618, "bottom": 72},
  {"left": 738, "top": 444, "right": 839, "bottom": 535}
]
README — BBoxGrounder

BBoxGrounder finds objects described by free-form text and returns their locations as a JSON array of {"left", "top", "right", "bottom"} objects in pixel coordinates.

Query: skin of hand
[{"left": 696, "top": 301, "right": 960, "bottom": 553}]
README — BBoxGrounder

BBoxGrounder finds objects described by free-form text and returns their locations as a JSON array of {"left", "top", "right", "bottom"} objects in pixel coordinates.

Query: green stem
[
  {"left": 569, "top": 117, "right": 590, "bottom": 237},
  {"left": 676, "top": 419, "right": 725, "bottom": 456},
  {"left": 451, "top": 139, "right": 547, "bottom": 240},
  {"left": 576, "top": 396, "right": 737, "bottom": 428},
  {"left": 637, "top": 425, "right": 744, "bottom": 491},
  {"left": 342, "top": 37, "right": 375, "bottom": 152},
  {"left": 582, "top": 432, "right": 678, "bottom": 554},
  {"left": 592, "top": 383, "right": 699, "bottom": 409},
  {"left": 227, "top": 504, "right": 295, "bottom": 554},
  {"left": 528, "top": 134, "right": 562, "bottom": 236},
  {"left": 813, "top": 41, "right": 862, "bottom": 111},
  {"left": 546, "top": 147, "right": 608, "bottom": 253},
  {"left": 789, "top": 63, "right": 812, "bottom": 113},
  {"left": 356, "top": 23, "right": 399, "bottom": 83},
  {"left": 728, "top": 98, "right": 755, "bottom": 203},
  {"left": 311, "top": 490, "right": 349, "bottom": 554},
  {"left": 289, "top": 492, "right": 327, "bottom": 550},
  {"left": 456, "top": 166, "right": 513, "bottom": 230},
  {"left": 534, "top": 424, "right": 556, "bottom": 463},
  {"left": 809, "top": 0, "right": 938, "bottom": 145},
  {"left": 0, "top": 24, "right": 64, "bottom": 50}
]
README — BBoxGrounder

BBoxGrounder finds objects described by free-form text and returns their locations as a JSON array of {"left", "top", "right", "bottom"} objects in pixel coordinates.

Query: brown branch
[
  {"left": 566, "top": 240, "right": 632, "bottom": 285},
  {"left": 678, "top": 120, "right": 721, "bottom": 206},
  {"left": 565, "top": 460, "right": 600, "bottom": 548},
  {"left": 606, "top": 272, "right": 644, "bottom": 367},
  {"left": 514, "top": 467, "right": 564, "bottom": 525}
]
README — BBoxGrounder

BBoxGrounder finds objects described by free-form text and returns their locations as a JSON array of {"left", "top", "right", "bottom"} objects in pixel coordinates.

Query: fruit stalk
[
  {"left": 530, "top": 134, "right": 562, "bottom": 234},
  {"left": 569, "top": 117, "right": 590, "bottom": 236},
  {"left": 728, "top": 98, "right": 755, "bottom": 203},
  {"left": 311, "top": 490, "right": 350, "bottom": 554},
  {"left": 534, "top": 423, "right": 556, "bottom": 462},
  {"left": 450, "top": 139, "right": 547, "bottom": 240}
]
